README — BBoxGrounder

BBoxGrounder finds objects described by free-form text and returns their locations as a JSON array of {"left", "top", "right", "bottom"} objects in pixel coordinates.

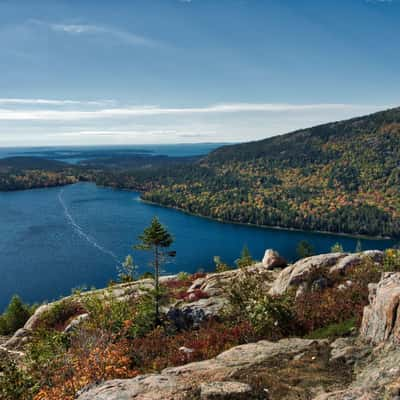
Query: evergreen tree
[
  {"left": 0, "top": 295, "right": 33, "bottom": 335},
  {"left": 135, "top": 217, "right": 174, "bottom": 324},
  {"left": 331, "top": 242, "right": 344, "bottom": 253},
  {"left": 235, "top": 245, "right": 254, "bottom": 268},
  {"left": 296, "top": 240, "right": 315, "bottom": 260}
]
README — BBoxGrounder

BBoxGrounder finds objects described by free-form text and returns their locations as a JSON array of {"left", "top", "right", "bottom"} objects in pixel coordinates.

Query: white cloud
[
  {"left": 0, "top": 102, "right": 388, "bottom": 121},
  {"left": 0, "top": 98, "right": 114, "bottom": 106},
  {"left": 46, "top": 129, "right": 214, "bottom": 138},
  {"left": 43, "top": 21, "right": 162, "bottom": 48},
  {"left": 366, "top": 0, "right": 395, "bottom": 3}
]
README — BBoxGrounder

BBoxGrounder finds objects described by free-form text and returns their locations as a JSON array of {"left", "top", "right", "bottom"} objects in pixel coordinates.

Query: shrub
[
  {"left": 296, "top": 240, "right": 314, "bottom": 259},
  {"left": 176, "top": 271, "right": 190, "bottom": 281},
  {"left": 117, "top": 255, "right": 138, "bottom": 283},
  {"left": 213, "top": 256, "right": 231, "bottom": 272},
  {"left": 140, "top": 271, "right": 154, "bottom": 280},
  {"left": 127, "top": 292, "right": 157, "bottom": 338},
  {"left": 0, "top": 295, "right": 35, "bottom": 335},
  {"left": 29, "top": 331, "right": 138, "bottom": 400},
  {"left": 26, "top": 330, "right": 70, "bottom": 389},
  {"left": 383, "top": 248, "right": 400, "bottom": 272},
  {"left": 226, "top": 269, "right": 296, "bottom": 339},
  {"left": 294, "top": 283, "right": 368, "bottom": 333},
  {"left": 36, "top": 299, "right": 85, "bottom": 331},
  {"left": 82, "top": 292, "right": 136, "bottom": 335},
  {"left": 306, "top": 318, "right": 357, "bottom": 339},
  {"left": 235, "top": 245, "right": 254, "bottom": 268},
  {"left": 0, "top": 356, "right": 38, "bottom": 400},
  {"left": 129, "top": 320, "right": 256, "bottom": 372},
  {"left": 331, "top": 242, "right": 344, "bottom": 253}
]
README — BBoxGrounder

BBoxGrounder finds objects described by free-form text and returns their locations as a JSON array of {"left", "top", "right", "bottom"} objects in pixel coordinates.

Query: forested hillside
[
  {"left": 1, "top": 108, "right": 399, "bottom": 237},
  {"left": 0, "top": 157, "right": 78, "bottom": 190},
  {"left": 138, "top": 107, "right": 400, "bottom": 237}
]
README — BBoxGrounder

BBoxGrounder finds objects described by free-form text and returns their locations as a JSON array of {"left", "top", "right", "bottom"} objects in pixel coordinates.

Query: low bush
[
  {"left": 306, "top": 318, "right": 357, "bottom": 339},
  {"left": 383, "top": 248, "right": 400, "bottom": 272},
  {"left": 226, "top": 269, "right": 296, "bottom": 339},
  {"left": 0, "top": 356, "right": 38, "bottom": 400},
  {"left": 82, "top": 292, "right": 137, "bottom": 335},
  {"left": 29, "top": 330, "right": 138, "bottom": 400},
  {"left": 36, "top": 299, "right": 85, "bottom": 331},
  {"left": 129, "top": 320, "right": 256, "bottom": 372},
  {"left": 0, "top": 295, "right": 35, "bottom": 335}
]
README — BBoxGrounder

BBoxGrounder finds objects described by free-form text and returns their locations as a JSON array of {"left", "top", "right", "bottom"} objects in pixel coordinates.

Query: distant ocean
[{"left": 0, "top": 143, "right": 227, "bottom": 164}]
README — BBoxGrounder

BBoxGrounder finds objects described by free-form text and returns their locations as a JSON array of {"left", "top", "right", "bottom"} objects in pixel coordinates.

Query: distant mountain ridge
[
  {"left": 207, "top": 106, "right": 400, "bottom": 163},
  {"left": 140, "top": 107, "right": 400, "bottom": 237}
]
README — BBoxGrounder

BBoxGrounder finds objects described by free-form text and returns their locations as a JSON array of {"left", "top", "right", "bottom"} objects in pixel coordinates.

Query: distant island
[{"left": 1, "top": 106, "right": 400, "bottom": 238}]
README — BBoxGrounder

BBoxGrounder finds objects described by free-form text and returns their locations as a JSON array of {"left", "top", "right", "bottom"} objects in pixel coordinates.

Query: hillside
[
  {"left": 139, "top": 107, "right": 400, "bottom": 237},
  {"left": 0, "top": 156, "right": 68, "bottom": 172},
  {"left": 0, "top": 157, "right": 78, "bottom": 190}
]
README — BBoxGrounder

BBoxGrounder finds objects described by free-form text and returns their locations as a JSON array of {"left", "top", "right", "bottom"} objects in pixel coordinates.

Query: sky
[{"left": 0, "top": 0, "right": 399, "bottom": 147}]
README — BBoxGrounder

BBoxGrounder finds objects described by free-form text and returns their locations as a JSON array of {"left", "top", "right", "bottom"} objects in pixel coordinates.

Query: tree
[
  {"left": 235, "top": 245, "right": 254, "bottom": 268},
  {"left": 213, "top": 256, "right": 230, "bottom": 272},
  {"left": 0, "top": 295, "right": 33, "bottom": 336},
  {"left": 355, "top": 240, "right": 362, "bottom": 252},
  {"left": 331, "top": 242, "right": 344, "bottom": 253},
  {"left": 297, "top": 240, "right": 314, "bottom": 260},
  {"left": 117, "top": 255, "right": 138, "bottom": 283},
  {"left": 134, "top": 217, "right": 174, "bottom": 325}
]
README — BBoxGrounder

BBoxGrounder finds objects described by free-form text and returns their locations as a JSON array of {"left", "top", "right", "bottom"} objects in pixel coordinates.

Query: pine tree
[
  {"left": 235, "top": 245, "right": 254, "bottom": 268},
  {"left": 296, "top": 240, "right": 314, "bottom": 259},
  {"left": 331, "top": 242, "right": 344, "bottom": 253},
  {"left": 135, "top": 217, "right": 175, "bottom": 324}
]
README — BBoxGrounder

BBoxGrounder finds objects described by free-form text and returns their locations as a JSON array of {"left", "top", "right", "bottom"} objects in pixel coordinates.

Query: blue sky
[{"left": 0, "top": 0, "right": 399, "bottom": 146}]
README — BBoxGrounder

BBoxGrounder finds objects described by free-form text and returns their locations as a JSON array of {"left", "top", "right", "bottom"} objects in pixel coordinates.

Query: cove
[{"left": 0, "top": 182, "right": 395, "bottom": 311}]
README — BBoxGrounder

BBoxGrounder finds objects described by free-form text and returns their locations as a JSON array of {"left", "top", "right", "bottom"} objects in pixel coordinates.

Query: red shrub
[
  {"left": 129, "top": 320, "right": 256, "bottom": 372},
  {"left": 294, "top": 283, "right": 369, "bottom": 333}
]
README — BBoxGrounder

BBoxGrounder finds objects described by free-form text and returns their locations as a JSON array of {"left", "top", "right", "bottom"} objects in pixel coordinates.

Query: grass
[{"left": 305, "top": 318, "right": 357, "bottom": 340}]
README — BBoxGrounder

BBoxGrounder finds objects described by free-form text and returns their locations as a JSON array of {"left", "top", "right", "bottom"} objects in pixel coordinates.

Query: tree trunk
[{"left": 155, "top": 245, "right": 160, "bottom": 325}]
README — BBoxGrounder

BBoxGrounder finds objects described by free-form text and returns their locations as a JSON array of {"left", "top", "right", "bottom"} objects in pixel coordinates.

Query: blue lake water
[{"left": 0, "top": 182, "right": 396, "bottom": 311}]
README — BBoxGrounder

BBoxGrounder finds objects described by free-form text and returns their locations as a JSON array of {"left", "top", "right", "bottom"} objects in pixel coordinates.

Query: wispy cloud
[
  {"left": 0, "top": 98, "right": 114, "bottom": 106},
  {"left": 366, "top": 0, "right": 395, "bottom": 3},
  {"left": 0, "top": 102, "right": 389, "bottom": 121},
  {"left": 46, "top": 129, "right": 214, "bottom": 139},
  {"left": 31, "top": 20, "right": 162, "bottom": 48}
]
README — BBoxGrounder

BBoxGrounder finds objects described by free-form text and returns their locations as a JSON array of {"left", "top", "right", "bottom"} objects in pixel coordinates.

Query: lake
[{"left": 0, "top": 182, "right": 396, "bottom": 311}]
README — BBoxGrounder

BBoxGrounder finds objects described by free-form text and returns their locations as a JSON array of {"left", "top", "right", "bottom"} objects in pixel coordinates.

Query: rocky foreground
[{"left": 2, "top": 250, "right": 400, "bottom": 399}]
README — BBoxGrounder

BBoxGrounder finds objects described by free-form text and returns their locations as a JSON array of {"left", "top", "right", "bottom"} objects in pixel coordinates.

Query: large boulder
[
  {"left": 269, "top": 251, "right": 384, "bottom": 296},
  {"left": 360, "top": 272, "right": 400, "bottom": 344},
  {"left": 262, "top": 249, "right": 287, "bottom": 269},
  {"left": 187, "top": 264, "right": 277, "bottom": 297},
  {"left": 329, "top": 251, "right": 384, "bottom": 275}
]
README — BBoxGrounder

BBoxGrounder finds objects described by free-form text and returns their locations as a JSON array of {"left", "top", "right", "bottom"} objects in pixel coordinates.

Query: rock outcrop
[
  {"left": 77, "top": 338, "right": 347, "bottom": 400},
  {"left": 360, "top": 272, "right": 400, "bottom": 344},
  {"left": 270, "top": 251, "right": 383, "bottom": 296},
  {"left": 315, "top": 272, "right": 400, "bottom": 400}
]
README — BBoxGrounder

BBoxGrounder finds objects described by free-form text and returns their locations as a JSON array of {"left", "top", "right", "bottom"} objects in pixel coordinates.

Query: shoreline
[
  {"left": 139, "top": 196, "right": 393, "bottom": 241},
  {"left": 1, "top": 180, "right": 396, "bottom": 241}
]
